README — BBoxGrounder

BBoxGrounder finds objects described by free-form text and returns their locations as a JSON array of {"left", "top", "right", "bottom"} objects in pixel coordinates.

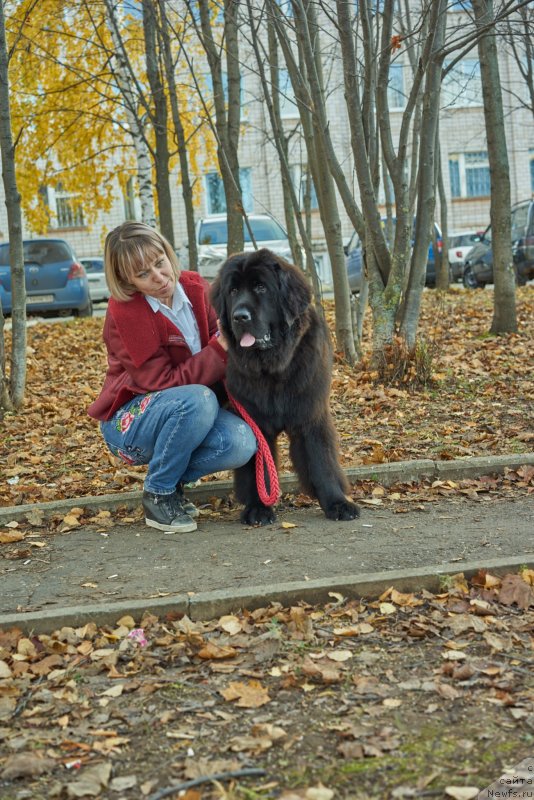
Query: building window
[
  {"left": 449, "top": 152, "right": 490, "bottom": 198},
  {"left": 277, "top": 0, "right": 294, "bottom": 15},
  {"left": 442, "top": 59, "right": 482, "bottom": 107},
  {"left": 48, "top": 185, "right": 85, "bottom": 229},
  {"left": 291, "top": 166, "right": 319, "bottom": 211},
  {"left": 205, "top": 168, "right": 252, "bottom": 215},
  {"left": 278, "top": 69, "right": 298, "bottom": 119},
  {"left": 388, "top": 63, "right": 405, "bottom": 109}
]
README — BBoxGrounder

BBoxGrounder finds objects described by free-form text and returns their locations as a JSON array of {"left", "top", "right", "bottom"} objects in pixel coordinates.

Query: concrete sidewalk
[{"left": 1, "top": 454, "right": 533, "bottom": 633}]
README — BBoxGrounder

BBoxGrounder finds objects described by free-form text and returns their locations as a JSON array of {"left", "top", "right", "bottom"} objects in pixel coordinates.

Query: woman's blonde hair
[{"left": 105, "top": 221, "right": 180, "bottom": 301}]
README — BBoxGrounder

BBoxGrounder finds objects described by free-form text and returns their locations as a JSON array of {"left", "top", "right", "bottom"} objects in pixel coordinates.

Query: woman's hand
[{"left": 216, "top": 320, "right": 229, "bottom": 351}]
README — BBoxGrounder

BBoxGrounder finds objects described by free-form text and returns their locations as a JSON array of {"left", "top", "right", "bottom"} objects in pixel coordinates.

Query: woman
[{"left": 88, "top": 221, "right": 256, "bottom": 534}]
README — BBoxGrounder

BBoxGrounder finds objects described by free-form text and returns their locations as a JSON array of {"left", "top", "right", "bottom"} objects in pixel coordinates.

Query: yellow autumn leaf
[
  {"left": 197, "top": 642, "right": 237, "bottom": 660},
  {"left": 221, "top": 680, "right": 271, "bottom": 708},
  {"left": 0, "top": 530, "right": 25, "bottom": 544},
  {"left": 326, "top": 650, "right": 353, "bottom": 662},
  {"left": 219, "top": 615, "right": 242, "bottom": 635}
]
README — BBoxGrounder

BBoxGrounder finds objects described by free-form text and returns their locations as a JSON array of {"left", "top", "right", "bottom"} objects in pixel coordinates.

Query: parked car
[
  {"left": 79, "top": 256, "right": 109, "bottom": 303},
  {"left": 344, "top": 219, "right": 443, "bottom": 292},
  {"left": 448, "top": 231, "right": 481, "bottom": 282},
  {"left": 462, "top": 232, "right": 492, "bottom": 289},
  {"left": 463, "top": 199, "right": 534, "bottom": 289},
  {"left": 185, "top": 213, "right": 296, "bottom": 279},
  {"left": 0, "top": 238, "right": 92, "bottom": 317}
]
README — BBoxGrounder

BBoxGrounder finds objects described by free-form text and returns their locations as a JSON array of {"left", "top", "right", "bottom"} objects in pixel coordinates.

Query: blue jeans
[{"left": 100, "top": 385, "right": 257, "bottom": 495}]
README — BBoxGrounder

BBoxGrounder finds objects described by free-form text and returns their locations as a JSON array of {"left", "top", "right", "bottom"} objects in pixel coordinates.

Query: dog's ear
[
  {"left": 210, "top": 267, "right": 230, "bottom": 334},
  {"left": 277, "top": 261, "right": 311, "bottom": 326}
]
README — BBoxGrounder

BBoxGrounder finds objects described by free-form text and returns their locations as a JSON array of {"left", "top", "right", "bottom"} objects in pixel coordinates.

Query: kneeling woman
[{"left": 88, "top": 221, "right": 256, "bottom": 533}]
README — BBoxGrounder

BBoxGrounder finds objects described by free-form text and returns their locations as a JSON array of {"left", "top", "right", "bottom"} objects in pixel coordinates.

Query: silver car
[
  {"left": 190, "top": 213, "right": 294, "bottom": 279},
  {"left": 80, "top": 256, "right": 109, "bottom": 303}
]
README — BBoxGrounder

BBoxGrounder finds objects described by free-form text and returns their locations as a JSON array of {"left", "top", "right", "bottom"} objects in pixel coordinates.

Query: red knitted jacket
[{"left": 87, "top": 271, "right": 227, "bottom": 421}]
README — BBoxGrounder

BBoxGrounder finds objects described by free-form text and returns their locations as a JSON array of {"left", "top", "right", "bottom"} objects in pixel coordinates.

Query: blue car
[
  {"left": 345, "top": 219, "right": 443, "bottom": 291},
  {"left": 0, "top": 238, "right": 93, "bottom": 317}
]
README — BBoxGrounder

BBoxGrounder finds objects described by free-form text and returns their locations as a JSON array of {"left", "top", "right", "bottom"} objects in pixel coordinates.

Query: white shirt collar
[{"left": 145, "top": 280, "right": 191, "bottom": 314}]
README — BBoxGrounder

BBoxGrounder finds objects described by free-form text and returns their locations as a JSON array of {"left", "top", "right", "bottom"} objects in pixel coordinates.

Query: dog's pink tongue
[{"left": 240, "top": 333, "right": 256, "bottom": 347}]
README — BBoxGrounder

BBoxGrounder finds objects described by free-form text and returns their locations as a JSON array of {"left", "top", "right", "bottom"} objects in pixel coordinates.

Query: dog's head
[{"left": 210, "top": 248, "right": 311, "bottom": 351}]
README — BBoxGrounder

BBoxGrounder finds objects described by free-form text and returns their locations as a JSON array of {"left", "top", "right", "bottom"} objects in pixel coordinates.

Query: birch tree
[{"left": 102, "top": 0, "right": 157, "bottom": 227}]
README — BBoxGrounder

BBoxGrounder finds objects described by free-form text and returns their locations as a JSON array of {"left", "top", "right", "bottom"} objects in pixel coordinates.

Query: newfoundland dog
[{"left": 210, "top": 248, "right": 360, "bottom": 526}]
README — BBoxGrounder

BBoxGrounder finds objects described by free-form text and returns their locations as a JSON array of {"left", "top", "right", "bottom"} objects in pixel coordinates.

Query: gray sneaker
[
  {"left": 142, "top": 490, "right": 197, "bottom": 533},
  {"left": 176, "top": 483, "right": 200, "bottom": 519}
]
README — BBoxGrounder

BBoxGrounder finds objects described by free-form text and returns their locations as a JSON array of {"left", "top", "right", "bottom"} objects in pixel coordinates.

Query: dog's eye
[
  {"left": 229, "top": 287, "right": 238, "bottom": 296},
  {"left": 254, "top": 283, "right": 266, "bottom": 294}
]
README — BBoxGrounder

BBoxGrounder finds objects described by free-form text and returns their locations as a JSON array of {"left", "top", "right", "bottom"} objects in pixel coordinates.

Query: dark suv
[
  {"left": 345, "top": 219, "right": 443, "bottom": 292},
  {"left": 463, "top": 199, "right": 534, "bottom": 289}
]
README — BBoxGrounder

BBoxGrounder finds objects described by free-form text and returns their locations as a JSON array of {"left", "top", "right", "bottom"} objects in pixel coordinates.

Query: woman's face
[{"left": 130, "top": 249, "right": 177, "bottom": 306}]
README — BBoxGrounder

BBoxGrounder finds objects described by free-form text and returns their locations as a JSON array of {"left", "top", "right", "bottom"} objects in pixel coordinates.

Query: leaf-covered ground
[
  {"left": 2, "top": 287, "right": 533, "bottom": 509},
  {"left": 1, "top": 571, "right": 533, "bottom": 799}
]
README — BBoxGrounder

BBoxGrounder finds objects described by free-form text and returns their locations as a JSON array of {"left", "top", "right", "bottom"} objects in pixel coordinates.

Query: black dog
[{"left": 210, "top": 248, "right": 360, "bottom": 526}]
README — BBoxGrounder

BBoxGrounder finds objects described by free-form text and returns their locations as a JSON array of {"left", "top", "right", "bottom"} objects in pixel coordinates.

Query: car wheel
[
  {"left": 77, "top": 299, "right": 94, "bottom": 318},
  {"left": 515, "top": 270, "right": 527, "bottom": 287},
  {"left": 463, "top": 265, "right": 480, "bottom": 289}
]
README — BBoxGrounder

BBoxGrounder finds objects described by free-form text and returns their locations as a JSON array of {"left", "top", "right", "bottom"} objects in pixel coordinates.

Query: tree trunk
[
  {"left": 472, "top": 0, "right": 517, "bottom": 334},
  {"left": 0, "top": 0, "right": 26, "bottom": 412},
  {"left": 196, "top": 0, "right": 243, "bottom": 255},
  {"left": 275, "top": 0, "right": 355, "bottom": 360},
  {"left": 267, "top": 22, "right": 303, "bottom": 271},
  {"left": 142, "top": 0, "right": 174, "bottom": 245},
  {"left": 104, "top": 0, "right": 156, "bottom": 228},
  {"left": 436, "top": 133, "right": 450, "bottom": 292},
  {"left": 400, "top": 0, "right": 447, "bottom": 348},
  {"left": 157, "top": 0, "right": 197, "bottom": 268}
]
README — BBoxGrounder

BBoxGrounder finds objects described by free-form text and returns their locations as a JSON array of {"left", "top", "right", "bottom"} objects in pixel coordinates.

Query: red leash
[{"left": 225, "top": 383, "right": 280, "bottom": 506}]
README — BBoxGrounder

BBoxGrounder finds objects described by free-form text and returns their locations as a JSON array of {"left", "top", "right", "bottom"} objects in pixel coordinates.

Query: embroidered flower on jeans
[
  {"left": 119, "top": 411, "right": 135, "bottom": 433},
  {"left": 139, "top": 395, "right": 152, "bottom": 413},
  {"left": 114, "top": 393, "right": 155, "bottom": 434}
]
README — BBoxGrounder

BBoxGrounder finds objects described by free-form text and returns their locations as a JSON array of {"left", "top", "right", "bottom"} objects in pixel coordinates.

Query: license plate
[{"left": 27, "top": 294, "right": 54, "bottom": 304}]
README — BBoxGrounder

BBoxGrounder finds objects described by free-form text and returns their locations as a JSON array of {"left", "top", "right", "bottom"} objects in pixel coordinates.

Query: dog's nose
[{"left": 232, "top": 306, "right": 252, "bottom": 324}]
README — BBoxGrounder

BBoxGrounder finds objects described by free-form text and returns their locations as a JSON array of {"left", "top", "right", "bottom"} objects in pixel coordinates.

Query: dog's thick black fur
[{"left": 210, "top": 248, "right": 360, "bottom": 526}]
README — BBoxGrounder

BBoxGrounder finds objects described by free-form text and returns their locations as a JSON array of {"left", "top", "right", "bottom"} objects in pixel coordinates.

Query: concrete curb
[
  {"left": 1, "top": 453, "right": 533, "bottom": 523},
  {"left": 3, "top": 554, "right": 533, "bottom": 634}
]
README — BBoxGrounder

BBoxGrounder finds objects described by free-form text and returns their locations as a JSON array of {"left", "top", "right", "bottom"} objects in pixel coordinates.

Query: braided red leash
[{"left": 225, "top": 383, "right": 280, "bottom": 506}]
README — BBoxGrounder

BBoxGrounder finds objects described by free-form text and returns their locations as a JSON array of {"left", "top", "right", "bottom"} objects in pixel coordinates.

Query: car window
[
  {"left": 245, "top": 219, "right": 287, "bottom": 242},
  {"left": 199, "top": 220, "right": 227, "bottom": 245},
  {"left": 511, "top": 204, "right": 529, "bottom": 240},
  {"left": 0, "top": 241, "right": 72, "bottom": 265},
  {"left": 24, "top": 241, "right": 71, "bottom": 264},
  {"left": 82, "top": 260, "right": 104, "bottom": 273},
  {"left": 452, "top": 234, "right": 476, "bottom": 247},
  {"left": 199, "top": 217, "right": 287, "bottom": 246}
]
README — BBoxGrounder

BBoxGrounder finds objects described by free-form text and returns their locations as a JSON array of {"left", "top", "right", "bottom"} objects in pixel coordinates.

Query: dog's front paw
[
  {"left": 325, "top": 499, "right": 360, "bottom": 521},
  {"left": 241, "top": 503, "right": 277, "bottom": 526}
]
